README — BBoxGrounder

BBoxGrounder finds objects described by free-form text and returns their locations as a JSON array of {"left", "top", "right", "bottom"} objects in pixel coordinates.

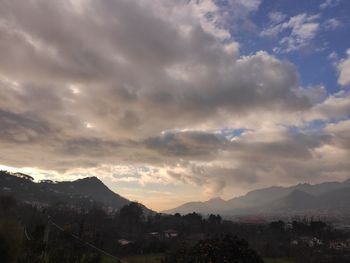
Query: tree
[
  {"left": 162, "top": 234, "right": 264, "bottom": 263},
  {"left": 14, "top": 172, "right": 34, "bottom": 181},
  {"left": 208, "top": 214, "right": 222, "bottom": 225},
  {"left": 269, "top": 220, "right": 285, "bottom": 233},
  {"left": 0, "top": 195, "right": 17, "bottom": 213},
  {"left": 118, "top": 202, "right": 144, "bottom": 225},
  {"left": 310, "top": 221, "right": 327, "bottom": 235}
]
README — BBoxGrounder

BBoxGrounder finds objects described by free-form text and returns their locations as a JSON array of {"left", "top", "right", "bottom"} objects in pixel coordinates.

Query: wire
[
  {"left": 48, "top": 218, "right": 127, "bottom": 263},
  {"left": 24, "top": 226, "right": 32, "bottom": 241}
]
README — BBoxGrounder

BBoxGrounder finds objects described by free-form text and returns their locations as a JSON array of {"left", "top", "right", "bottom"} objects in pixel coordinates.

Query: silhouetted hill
[
  {"left": 162, "top": 197, "right": 231, "bottom": 215},
  {"left": 259, "top": 189, "right": 317, "bottom": 214},
  {"left": 0, "top": 171, "right": 148, "bottom": 212},
  {"left": 40, "top": 176, "right": 129, "bottom": 208},
  {"left": 317, "top": 186, "right": 350, "bottom": 209},
  {"left": 164, "top": 178, "right": 350, "bottom": 216}
]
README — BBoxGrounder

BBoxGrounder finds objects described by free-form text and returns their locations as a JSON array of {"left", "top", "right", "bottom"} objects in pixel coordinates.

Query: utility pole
[{"left": 41, "top": 217, "right": 51, "bottom": 262}]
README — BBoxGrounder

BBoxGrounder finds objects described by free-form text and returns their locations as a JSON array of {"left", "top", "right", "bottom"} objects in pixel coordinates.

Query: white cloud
[
  {"left": 323, "top": 18, "right": 342, "bottom": 30},
  {"left": 268, "top": 11, "right": 287, "bottom": 24},
  {"left": 328, "top": 51, "right": 339, "bottom": 67},
  {"left": 338, "top": 49, "right": 350, "bottom": 86},
  {"left": 189, "top": 0, "right": 231, "bottom": 40},
  {"left": 301, "top": 91, "right": 350, "bottom": 122},
  {"left": 320, "top": 0, "right": 341, "bottom": 9},
  {"left": 234, "top": 0, "right": 261, "bottom": 11},
  {"left": 261, "top": 13, "right": 320, "bottom": 53},
  {"left": 185, "top": 0, "right": 261, "bottom": 41}
]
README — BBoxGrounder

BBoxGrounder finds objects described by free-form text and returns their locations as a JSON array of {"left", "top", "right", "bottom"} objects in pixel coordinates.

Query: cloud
[
  {"left": 328, "top": 51, "right": 339, "bottom": 67},
  {"left": 0, "top": 0, "right": 349, "bottom": 201},
  {"left": 268, "top": 11, "right": 287, "bottom": 24},
  {"left": 323, "top": 18, "right": 342, "bottom": 30},
  {"left": 196, "top": 0, "right": 262, "bottom": 36},
  {"left": 139, "top": 122, "right": 342, "bottom": 195},
  {"left": 301, "top": 91, "right": 350, "bottom": 122},
  {"left": 144, "top": 131, "right": 226, "bottom": 158},
  {"left": 338, "top": 49, "right": 350, "bottom": 86},
  {"left": 326, "top": 119, "right": 350, "bottom": 149},
  {"left": 181, "top": 0, "right": 261, "bottom": 42},
  {"left": 261, "top": 13, "right": 320, "bottom": 53},
  {"left": 0, "top": 0, "right": 310, "bottom": 140},
  {"left": 320, "top": 0, "right": 341, "bottom": 10}
]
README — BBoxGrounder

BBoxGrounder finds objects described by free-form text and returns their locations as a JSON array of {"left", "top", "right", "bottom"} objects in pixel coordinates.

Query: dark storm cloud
[
  {"left": 0, "top": 109, "right": 50, "bottom": 143},
  {"left": 231, "top": 133, "right": 330, "bottom": 161},
  {"left": 144, "top": 131, "right": 226, "bottom": 157}
]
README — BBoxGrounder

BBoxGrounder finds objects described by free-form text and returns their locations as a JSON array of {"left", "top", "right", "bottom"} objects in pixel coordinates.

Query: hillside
[
  {"left": 0, "top": 170, "right": 130, "bottom": 210},
  {"left": 164, "top": 178, "right": 350, "bottom": 216}
]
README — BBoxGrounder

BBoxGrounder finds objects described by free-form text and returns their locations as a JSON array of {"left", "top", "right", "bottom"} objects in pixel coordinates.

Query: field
[
  {"left": 101, "top": 256, "right": 123, "bottom": 263},
  {"left": 102, "top": 255, "right": 295, "bottom": 263},
  {"left": 264, "top": 258, "right": 295, "bottom": 263},
  {"left": 122, "top": 254, "right": 163, "bottom": 263}
]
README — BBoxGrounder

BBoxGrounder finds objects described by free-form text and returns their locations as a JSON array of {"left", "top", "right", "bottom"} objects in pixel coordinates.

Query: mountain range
[
  {"left": 0, "top": 171, "right": 136, "bottom": 211},
  {"left": 163, "top": 178, "right": 350, "bottom": 216},
  {"left": 2, "top": 170, "right": 350, "bottom": 217}
]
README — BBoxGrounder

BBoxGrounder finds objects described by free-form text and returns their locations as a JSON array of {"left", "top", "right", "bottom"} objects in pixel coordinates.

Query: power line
[
  {"left": 47, "top": 217, "right": 127, "bottom": 263},
  {"left": 24, "top": 225, "right": 32, "bottom": 241}
]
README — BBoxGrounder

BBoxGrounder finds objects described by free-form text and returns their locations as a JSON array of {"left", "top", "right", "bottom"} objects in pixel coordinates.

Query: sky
[{"left": 0, "top": 0, "right": 350, "bottom": 211}]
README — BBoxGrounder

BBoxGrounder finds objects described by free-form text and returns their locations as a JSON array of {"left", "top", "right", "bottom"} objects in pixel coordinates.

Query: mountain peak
[
  {"left": 77, "top": 176, "right": 101, "bottom": 182},
  {"left": 165, "top": 178, "right": 350, "bottom": 215},
  {"left": 0, "top": 171, "right": 132, "bottom": 210},
  {"left": 73, "top": 176, "right": 106, "bottom": 188}
]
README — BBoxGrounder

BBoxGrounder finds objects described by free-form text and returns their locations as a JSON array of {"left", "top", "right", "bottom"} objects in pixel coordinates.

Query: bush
[{"left": 162, "top": 234, "right": 264, "bottom": 263}]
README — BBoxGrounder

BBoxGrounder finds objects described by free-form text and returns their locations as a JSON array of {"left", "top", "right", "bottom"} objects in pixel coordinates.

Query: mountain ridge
[
  {"left": 163, "top": 178, "right": 350, "bottom": 216},
  {"left": 0, "top": 171, "right": 150, "bottom": 212}
]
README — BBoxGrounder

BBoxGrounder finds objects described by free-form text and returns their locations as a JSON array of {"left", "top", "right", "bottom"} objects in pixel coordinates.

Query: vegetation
[
  {"left": 264, "top": 259, "right": 294, "bottom": 263},
  {"left": 123, "top": 254, "right": 163, "bottom": 263},
  {"left": 1, "top": 171, "right": 350, "bottom": 263},
  {"left": 162, "top": 235, "right": 263, "bottom": 263}
]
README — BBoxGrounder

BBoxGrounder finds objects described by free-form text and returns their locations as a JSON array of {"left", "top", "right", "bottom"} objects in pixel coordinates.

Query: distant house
[
  {"left": 148, "top": 231, "right": 161, "bottom": 239},
  {"left": 329, "top": 239, "right": 350, "bottom": 250},
  {"left": 285, "top": 222, "right": 293, "bottom": 230},
  {"left": 308, "top": 237, "right": 323, "bottom": 247},
  {"left": 102, "top": 206, "right": 116, "bottom": 215},
  {"left": 298, "top": 236, "right": 323, "bottom": 247},
  {"left": 291, "top": 240, "right": 299, "bottom": 245},
  {"left": 147, "top": 230, "right": 179, "bottom": 240},
  {"left": 25, "top": 201, "right": 49, "bottom": 210},
  {"left": 118, "top": 239, "right": 134, "bottom": 246},
  {"left": 2, "top": 187, "right": 11, "bottom": 192},
  {"left": 163, "top": 229, "right": 178, "bottom": 238}
]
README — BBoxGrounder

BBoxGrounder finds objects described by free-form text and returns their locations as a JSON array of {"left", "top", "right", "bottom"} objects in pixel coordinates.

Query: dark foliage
[
  {"left": 1, "top": 171, "right": 350, "bottom": 263},
  {"left": 162, "top": 235, "right": 264, "bottom": 263}
]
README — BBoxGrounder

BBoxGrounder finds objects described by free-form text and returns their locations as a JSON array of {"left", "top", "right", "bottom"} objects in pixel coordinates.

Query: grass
[
  {"left": 122, "top": 254, "right": 163, "bottom": 263},
  {"left": 264, "top": 258, "right": 295, "bottom": 263},
  {"left": 101, "top": 255, "right": 123, "bottom": 263},
  {"left": 104, "top": 254, "right": 294, "bottom": 263}
]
